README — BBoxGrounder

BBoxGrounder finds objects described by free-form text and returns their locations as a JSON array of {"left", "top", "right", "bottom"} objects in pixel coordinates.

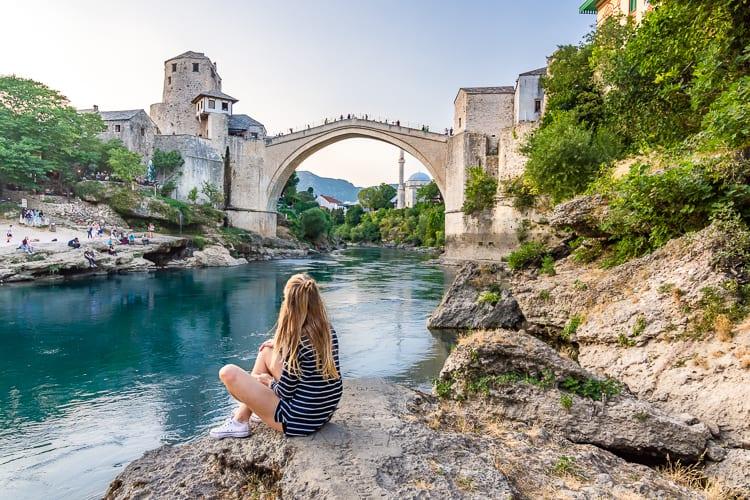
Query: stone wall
[{"left": 154, "top": 135, "right": 223, "bottom": 202}]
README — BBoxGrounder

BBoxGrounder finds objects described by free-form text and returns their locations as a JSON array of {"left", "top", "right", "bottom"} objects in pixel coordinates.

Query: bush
[
  {"left": 462, "top": 166, "right": 497, "bottom": 215},
  {"left": 477, "top": 290, "right": 501, "bottom": 306},
  {"left": 522, "top": 111, "right": 621, "bottom": 203},
  {"left": 571, "top": 238, "right": 604, "bottom": 264},
  {"left": 702, "top": 76, "right": 750, "bottom": 151},
  {"left": 299, "top": 207, "right": 330, "bottom": 240},
  {"left": 540, "top": 255, "right": 556, "bottom": 276},
  {"left": 159, "top": 179, "right": 177, "bottom": 197},
  {"left": 74, "top": 180, "right": 106, "bottom": 201},
  {"left": 560, "top": 315, "right": 582, "bottom": 341},
  {"left": 191, "top": 235, "right": 208, "bottom": 250},
  {"left": 506, "top": 241, "right": 546, "bottom": 270},
  {"left": 504, "top": 176, "right": 537, "bottom": 211}
]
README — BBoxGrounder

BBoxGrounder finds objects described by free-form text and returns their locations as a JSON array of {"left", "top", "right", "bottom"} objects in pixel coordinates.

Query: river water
[{"left": 0, "top": 248, "right": 453, "bottom": 499}]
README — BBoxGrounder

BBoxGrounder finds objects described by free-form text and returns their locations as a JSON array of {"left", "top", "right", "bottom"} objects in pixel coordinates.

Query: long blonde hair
[{"left": 273, "top": 273, "right": 339, "bottom": 380}]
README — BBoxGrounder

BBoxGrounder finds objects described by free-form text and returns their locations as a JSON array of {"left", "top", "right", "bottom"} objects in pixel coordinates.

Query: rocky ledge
[{"left": 107, "top": 378, "right": 708, "bottom": 499}]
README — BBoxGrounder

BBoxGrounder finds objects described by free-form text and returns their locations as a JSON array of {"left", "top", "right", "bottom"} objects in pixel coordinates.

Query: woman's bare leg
[
  {"left": 232, "top": 346, "right": 283, "bottom": 422},
  {"left": 220, "top": 364, "right": 283, "bottom": 432}
]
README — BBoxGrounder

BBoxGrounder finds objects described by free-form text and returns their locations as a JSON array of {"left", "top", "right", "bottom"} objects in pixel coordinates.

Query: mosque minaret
[{"left": 396, "top": 149, "right": 406, "bottom": 209}]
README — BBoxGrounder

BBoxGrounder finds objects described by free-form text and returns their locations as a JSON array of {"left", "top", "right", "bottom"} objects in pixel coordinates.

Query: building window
[
  {"left": 251, "top": 132, "right": 259, "bottom": 139},
  {"left": 534, "top": 99, "right": 542, "bottom": 113},
  {"left": 221, "top": 102, "right": 229, "bottom": 111},
  {"left": 208, "top": 99, "right": 215, "bottom": 109},
  {"left": 167, "top": 76, "right": 171, "bottom": 85},
  {"left": 211, "top": 69, "right": 215, "bottom": 79},
  {"left": 141, "top": 127, "right": 145, "bottom": 136},
  {"left": 115, "top": 124, "right": 121, "bottom": 132},
  {"left": 193, "top": 63, "right": 199, "bottom": 72},
  {"left": 171, "top": 63, "right": 177, "bottom": 72},
  {"left": 629, "top": 0, "right": 637, "bottom": 12},
  {"left": 458, "top": 117, "right": 462, "bottom": 128}
]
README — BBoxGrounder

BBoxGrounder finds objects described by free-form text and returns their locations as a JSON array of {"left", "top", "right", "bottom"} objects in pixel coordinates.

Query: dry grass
[
  {"left": 740, "top": 356, "right": 750, "bottom": 370},
  {"left": 456, "top": 329, "right": 498, "bottom": 347},
  {"left": 413, "top": 479, "right": 433, "bottom": 490},
  {"left": 691, "top": 354, "right": 710, "bottom": 370},
  {"left": 455, "top": 475, "right": 475, "bottom": 492},
  {"left": 714, "top": 314, "right": 734, "bottom": 342},
  {"left": 657, "top": 459, "right": 736, "bottom": 500}
]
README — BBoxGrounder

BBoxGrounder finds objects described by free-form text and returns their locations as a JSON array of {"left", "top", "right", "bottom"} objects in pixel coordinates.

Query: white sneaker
[
  {"left": 250, "top": 413, "right": 262, "bottom": 423},
  {"left": 209, "top": 417, "right": 251, "bottom": 439}
]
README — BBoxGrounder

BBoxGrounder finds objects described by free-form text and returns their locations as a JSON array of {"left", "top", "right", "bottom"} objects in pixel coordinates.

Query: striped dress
[{"left": 270, "top": 330, "right": 343, "bottom": 436}]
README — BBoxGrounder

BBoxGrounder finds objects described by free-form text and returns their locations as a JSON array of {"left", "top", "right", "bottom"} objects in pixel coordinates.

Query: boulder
[
  {"left": 428, "top": 262, "right": 524, "bottom": 330},
  {"left": 439, "top": 330, "right": 713, "bottom": 462},
  {"left": 105, "top": 380, "right": 516, "bottom": 499},
  {"left": 184, "top": 245, "right": 248, "bottom": 267},
  {"left": 549, "top": 194, "right": 609, "bottom": 236}
]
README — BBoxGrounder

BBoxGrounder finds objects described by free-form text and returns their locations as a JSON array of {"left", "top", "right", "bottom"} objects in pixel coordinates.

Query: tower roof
[
  {"left": 166, "top": 51, "right": 209, "bottom": 62},
  {"left": 228, "top": 114, "right": 265, "bottom": 131},
  {"left": 519, "top": 67, "right": 547, "bottom": 76},
  {"left": 191, "top": 89, "right": 239, "bottom": 104}
]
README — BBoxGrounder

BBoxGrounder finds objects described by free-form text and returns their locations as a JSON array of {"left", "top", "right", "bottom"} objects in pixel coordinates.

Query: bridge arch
[{"left": 264, "top": 120, "right": 448, "bottom": 212}]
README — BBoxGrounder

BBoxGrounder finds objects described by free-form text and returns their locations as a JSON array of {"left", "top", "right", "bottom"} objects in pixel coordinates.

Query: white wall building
[
  {"left": 316, "top": 194, "right": 345, "bottom": 210},
  {"left": 405, "top": 172, "right": 431, "bottom": 208}
]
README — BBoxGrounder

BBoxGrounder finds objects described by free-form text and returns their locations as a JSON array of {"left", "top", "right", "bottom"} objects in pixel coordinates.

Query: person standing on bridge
[
  {"left": 210, "top": 273, "right": 342, "bottom": 438},
  {"left": 396, "top": 120, "right": 400, "bottom": 127}
]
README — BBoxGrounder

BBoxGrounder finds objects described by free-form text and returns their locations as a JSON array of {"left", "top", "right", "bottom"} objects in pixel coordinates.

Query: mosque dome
[{"left": 407, "top": 172, "right": 431, "bottom": 182}]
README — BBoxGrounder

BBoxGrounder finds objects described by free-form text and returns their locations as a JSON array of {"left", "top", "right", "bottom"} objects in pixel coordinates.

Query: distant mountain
[{"left": 297, "top": 171, "right": 362, "bottom": 203}]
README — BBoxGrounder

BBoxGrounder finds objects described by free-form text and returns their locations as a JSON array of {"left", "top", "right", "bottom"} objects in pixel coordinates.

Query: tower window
[
  {"left": 208, "top": 99, "right": 215, "bottom": 109},
  {"left": 171, "top": 63, "right": 177, "bottom": 72},
  {"left": 167, "top": 76, "right": 171, "bottom": 85},
  {"left": 193, "top": 63, "right": 199, "bottom": 72},
  {"left": 221, "top": 102, "right": 229, "bottom": 111},
  {"left": 534, "top": 99, "right": 542, "bottom": 113},
  {"left": 458, "top": 117, "right": 462, "bottom": 128},
  {"left": 115, "top": 124, "right": 121, "bottom": 132},
  {"left": 141, "top": 127, "right": 145, "bottom": 136},
  {"left": 629, "top": 0, "right": 637, "bottom": 12}
]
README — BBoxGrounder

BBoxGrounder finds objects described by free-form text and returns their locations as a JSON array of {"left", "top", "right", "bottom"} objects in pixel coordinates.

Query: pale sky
[{"left": 0, "top": 1, "right": 592, "bottom": 187}]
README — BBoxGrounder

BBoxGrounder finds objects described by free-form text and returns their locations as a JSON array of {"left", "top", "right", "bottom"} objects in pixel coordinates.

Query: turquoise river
[{"left": 0, "top": 248, "right": 453, "bottom": 499}]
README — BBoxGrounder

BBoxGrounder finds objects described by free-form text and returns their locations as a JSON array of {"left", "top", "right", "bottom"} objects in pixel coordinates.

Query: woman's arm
[{"left": 270, "top": 364, "right": 300, "bottom": 401}]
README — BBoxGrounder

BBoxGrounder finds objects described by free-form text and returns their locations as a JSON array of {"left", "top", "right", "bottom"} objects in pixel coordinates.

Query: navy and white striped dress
[{"left": 270, "top": 330, "right": 342, "bottom": 436}]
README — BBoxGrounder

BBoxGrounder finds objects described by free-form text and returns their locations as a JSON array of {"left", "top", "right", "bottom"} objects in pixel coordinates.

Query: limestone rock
[
  {"left": 428, "top": 262, "right": 524, "bottom": 330},
  {"left": 105, "top": 379, "right": 516, "bottom": 499},
  {"left": 439, "top": 330, "right": 712, "bottom": 462},
  {"left": 506, "top": 223, "right": 750, "bottom": 448},
  {"left": 549, "top": 194, "right": 609, "bottom": 236},
  {"left": 182, "top": 245, "right": 248, "bottom": 267},
  {"left": 704, "top": 449, "right": 750, "bottom": 495}
]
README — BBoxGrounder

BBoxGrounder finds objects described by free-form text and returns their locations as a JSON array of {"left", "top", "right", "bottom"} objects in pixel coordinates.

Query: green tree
[
  {"left": 299, "top": 207, "right": 331, "bottom": 240},
  {"left": 522, "top": 111, "right": 621, "bottom": 202},
  {"left": 187, "top": 186, "right": 198, "bottom": 204},
  {"left": 544, "top": 43, "right": 603, "bottom": 127},
  {"left": 201, "top": 181, "right": 225, "bottom": 208},
  {"left": 107, "top": 146, "right": 144, "bottom": 187},
  {"left": 344, "top": 204, "right": 364, "bottom": 225},
  {"left": 358, "top": 183, "right": 396, "bottom": 210},
  {"left": 152, "top": 149, "right": 184, "bottom": 179},
  {"left": 416, "top": 181, "right": 442, "bottom": 204},
  {"left": 280, "top": 172, "right": 300, "bottom": 206},
  {"left": 0, "top": 76, "right": 105, "bottom": 190},
  {"left": 462, "top": 166, "right": 497, "bottom": 215}
]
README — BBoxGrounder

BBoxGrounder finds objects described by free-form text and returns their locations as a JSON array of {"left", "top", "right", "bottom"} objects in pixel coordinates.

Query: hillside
[{"left": 297, "top": 171, "right": 361, "bottom": 203}]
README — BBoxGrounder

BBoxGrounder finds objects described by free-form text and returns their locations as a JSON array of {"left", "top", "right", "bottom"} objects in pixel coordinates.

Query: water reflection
[{"left": 0, "top": 248, "right": 452, "bottom": 499}]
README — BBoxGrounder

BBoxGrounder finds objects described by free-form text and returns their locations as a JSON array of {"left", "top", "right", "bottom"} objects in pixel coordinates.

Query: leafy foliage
[
  {"left": 108, "top": 147, "right": 144, "bottom": 185},
  {"left": 151, "top": 149, "right": 184, "bottom": 179},
  {"left": 0, "top": 76, "right": 106, "bottom": 189},
  {"left": 299, "top": 207, "right": 331, "bottom": 240},
  {"left": 477, "top": 290, "right": 501, "bottom": 306},
  {"left": 201, "top": 181, "right": 224, "bottom": 208},
  {"left": 462, "top": 166, "right": 497, "bottom": 215},
  {"left": 506, "top": 241, "right": 546, "bottom": 270},
  {"left": 358, "top": 183, "right": 396, "bottom": 210}
]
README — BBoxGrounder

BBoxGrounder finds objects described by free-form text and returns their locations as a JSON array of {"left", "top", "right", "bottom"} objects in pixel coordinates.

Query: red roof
[{"left": 318, "top": 195, "right": 343, "bottom": 205}]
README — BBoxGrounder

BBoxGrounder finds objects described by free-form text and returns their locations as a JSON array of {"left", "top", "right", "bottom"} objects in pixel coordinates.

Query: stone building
[
  {"left": 81, "top": 107, "right": 158, "bottom": 164},
  {"left": 404, "top": 172, "right": 431, "bottom": 208},
  {"left": 514, "top": 68, "right": 546, "bottom": 124},
  {"left": 579, "top": 0, "right": 652, "bottom": 24}
]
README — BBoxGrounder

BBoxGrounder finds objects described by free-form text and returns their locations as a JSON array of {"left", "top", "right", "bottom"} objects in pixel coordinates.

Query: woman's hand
[
  {"left": 253, "top": 373, "right": 274, "bottom": 387},
  {"left": 258, "top": 339, "right": 274, "bottom": 352}
]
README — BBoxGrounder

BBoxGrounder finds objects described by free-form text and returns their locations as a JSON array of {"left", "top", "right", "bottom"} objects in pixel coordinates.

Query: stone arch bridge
[{"left": 225, "top": 117, "right": 521, "bottom": 260}]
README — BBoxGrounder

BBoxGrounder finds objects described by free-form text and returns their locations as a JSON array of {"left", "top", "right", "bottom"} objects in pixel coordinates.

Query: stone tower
[
  {"left": 396, "top": 149, "right": 405, "bottom": 209},
  {"left": 150, "top": 51, "right": 222, "bottom": 136}
]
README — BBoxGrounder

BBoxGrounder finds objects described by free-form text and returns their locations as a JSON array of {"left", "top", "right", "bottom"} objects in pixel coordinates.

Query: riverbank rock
[
  {"left": 549, "top": 194, "right": 609, "bottom": 237},
  {"left": 106, "top": 379, "right": 516, "bottom": 499},
  {"left": 704, "top": 448, "right": 750, "bottom": 494},
  {"left": 167, "top": 245, "right": 248, "bottom": 268},
  {"left": 507, "top": 223, "right": 750, "bottom": 451},
  {"left": 438, "top": 329, "right": 712, "bottom": 463},
  {"left": 428, "top": 262, "right": 524, "bottom": 330}
]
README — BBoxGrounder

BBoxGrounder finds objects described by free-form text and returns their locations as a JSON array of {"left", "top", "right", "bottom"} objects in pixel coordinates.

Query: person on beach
[
  {"left": 6, "top": 224, "right": 12, "bottom": 243},
  {"left": 147, "top": 223, "right": 155, "bottom": 239},
  {"left": 83, "top": 249, "right": 97, "bottom": 268},
  {"left": 18, "top": 236, "right": 33, "bottom": 254},
  {"left": 210, "top": 273, "right": 342, "bottom": 438}
]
